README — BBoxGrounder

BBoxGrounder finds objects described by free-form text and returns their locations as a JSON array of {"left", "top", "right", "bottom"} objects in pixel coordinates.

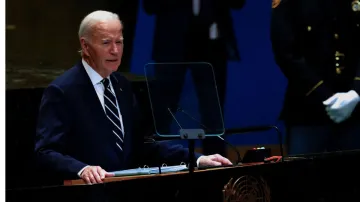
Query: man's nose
[{"left": 110, "top": 43, "right": 119, "bottom": 54}]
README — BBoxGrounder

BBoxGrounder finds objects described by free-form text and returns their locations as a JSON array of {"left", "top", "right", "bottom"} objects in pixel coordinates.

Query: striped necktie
[{"left": 101, "top": 78, "right": 124, "bottom": 152}]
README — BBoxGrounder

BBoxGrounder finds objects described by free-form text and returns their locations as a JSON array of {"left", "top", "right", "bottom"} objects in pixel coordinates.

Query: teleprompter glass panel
[{"left": 144, "top": 62, "right": 225, "bottom": 137}]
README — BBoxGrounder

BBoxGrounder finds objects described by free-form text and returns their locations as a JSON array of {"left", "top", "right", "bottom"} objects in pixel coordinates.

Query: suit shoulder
[
  {"left": 111, "top": 72, "right": 133, "bottom": 88},
  {"left": 112, "top": 71, "right": 130, "bottom": 82},
  {"left": 47, "top": 62, "right": 83, "bottom": 92}
]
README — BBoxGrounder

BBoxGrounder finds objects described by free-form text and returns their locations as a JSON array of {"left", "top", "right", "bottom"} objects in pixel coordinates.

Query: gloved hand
[{"left": 323, "top": 90, "right": 360, "bottom": 123}]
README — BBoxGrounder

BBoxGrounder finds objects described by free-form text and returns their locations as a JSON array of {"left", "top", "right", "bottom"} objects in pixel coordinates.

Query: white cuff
[
  {"left": 349, "top": 90, "right": 360, "bottom": 102},
  {"left": 77, "top": 165, "right": 89, "bottom": 177},
  {"left": 196, "top": 156, "right": 205, "bottom": 167}
]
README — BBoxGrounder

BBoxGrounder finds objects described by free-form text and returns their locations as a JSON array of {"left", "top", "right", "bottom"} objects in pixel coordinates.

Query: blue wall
[{"left": 130, "top": 0, "right": 288, "bottom": 146}]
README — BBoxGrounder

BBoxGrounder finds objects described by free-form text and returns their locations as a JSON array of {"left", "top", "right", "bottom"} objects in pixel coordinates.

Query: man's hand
[
  {"left": 323, "top": 90, "right": 360, "bottom": 123},
  {"left": 198, "top": 154, "right": 232, "bottom": 167},
  {"left": 80, "top": 166, "right": 114, "bottom": 185},
  {"left": 264, "top": 156, "right": 282, "bottom": 163}
]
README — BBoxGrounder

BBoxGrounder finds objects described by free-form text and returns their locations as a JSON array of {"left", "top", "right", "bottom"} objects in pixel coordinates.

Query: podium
[{"left": 7, "top": 150, "right": 360, "bottom": 202}]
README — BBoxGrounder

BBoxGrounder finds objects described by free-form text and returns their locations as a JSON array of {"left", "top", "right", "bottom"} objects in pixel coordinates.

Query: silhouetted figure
[
  {"left": 143, "top": 0, "right": 245, "bottom": 156},
  {"left": 271, "top": 0, "right": 360, "bottom": 155}
]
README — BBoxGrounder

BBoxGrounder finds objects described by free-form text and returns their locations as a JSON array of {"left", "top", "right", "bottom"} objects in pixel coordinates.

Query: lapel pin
[{"left": 120, "top": 88, "right": 123, "bottom": 91}]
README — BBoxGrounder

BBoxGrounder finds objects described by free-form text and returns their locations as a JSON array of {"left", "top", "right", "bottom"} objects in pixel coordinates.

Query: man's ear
[{"left": 80, "top": 37, "right": 90, "bottom": 57}]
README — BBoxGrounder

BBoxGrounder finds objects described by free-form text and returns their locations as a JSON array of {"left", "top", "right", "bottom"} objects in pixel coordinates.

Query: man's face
[{"left": 81, "top": 19, "right": 123, "bottom": 76}]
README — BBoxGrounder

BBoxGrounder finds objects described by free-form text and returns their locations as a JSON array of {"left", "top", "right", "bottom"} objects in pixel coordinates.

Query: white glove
[{"left": 323, "top": 90, "right": 360, "bottom": 123}]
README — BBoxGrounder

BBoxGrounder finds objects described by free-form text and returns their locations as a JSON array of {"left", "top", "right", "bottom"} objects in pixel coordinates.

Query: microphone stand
[
  {"left": 217, "top": 135, "right": 242, "bottom": 164},
  {"left": 167, "top": 108, "right": 204, "bottom": 174},
  {"left": 177, "top": 107, "right": 242, "bottom": 165}
]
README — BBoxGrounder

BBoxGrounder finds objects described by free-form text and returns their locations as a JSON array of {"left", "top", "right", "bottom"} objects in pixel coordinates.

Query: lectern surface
[{"left": 63, "top": 162, "right": 266, "bottom": 186}]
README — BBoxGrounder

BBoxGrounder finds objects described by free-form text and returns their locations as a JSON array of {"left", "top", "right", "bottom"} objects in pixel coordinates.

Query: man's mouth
[{"left": 106, "top": 59, "right": 118, "bottom": 62}]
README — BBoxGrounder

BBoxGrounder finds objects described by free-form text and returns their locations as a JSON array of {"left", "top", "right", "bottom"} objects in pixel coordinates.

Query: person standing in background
[
  {"left": 143, "top": 0, "right": 245, "bottom": 156},
  {"left": 271, "top": 0, "right": 360, "bottom": 155}
]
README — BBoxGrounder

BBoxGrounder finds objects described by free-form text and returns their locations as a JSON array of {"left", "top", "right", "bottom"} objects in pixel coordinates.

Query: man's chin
[{"left": 107, "top": 64, "right": 120, "bottom": 72}]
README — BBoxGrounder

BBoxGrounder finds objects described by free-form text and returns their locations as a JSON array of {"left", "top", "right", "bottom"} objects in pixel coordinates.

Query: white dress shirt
[
  {"left": 77, "top": 59, "right": 125, "bottom": 176},
  {"left": 82, "top": 59, "right": 125, "bottom": 134}
]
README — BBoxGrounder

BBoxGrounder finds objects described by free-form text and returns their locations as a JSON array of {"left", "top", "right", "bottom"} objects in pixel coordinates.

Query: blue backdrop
[{"left": 130, "top": 0, "right": 288, "bottom": 147}]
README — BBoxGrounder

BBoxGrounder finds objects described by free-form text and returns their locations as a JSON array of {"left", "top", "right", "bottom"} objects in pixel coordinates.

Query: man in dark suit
[
  {"left": 34, "top": 10, "right": 232, "bottom": 185},
  {"left": 143, "top": 0, "right": 245, "bottom": 156},
  {"left": 270, "top": 0, "right": 360, "bottom": 155}
]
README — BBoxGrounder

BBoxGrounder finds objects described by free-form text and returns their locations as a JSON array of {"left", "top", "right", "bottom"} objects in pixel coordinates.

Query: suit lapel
[
  {"left": 77, "top": 63, "right": 110, "bottom": 127},
  {"left": 110, "top": 74, "right": 131, "bottom": 157},
  {"left": 77, "top": 64, "right": 122, "bottom": 157}
]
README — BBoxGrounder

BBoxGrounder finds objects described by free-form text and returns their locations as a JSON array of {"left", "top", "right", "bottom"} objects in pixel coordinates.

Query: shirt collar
[{"left": 82, "top": 59, "right": 109, "bottom": 86}]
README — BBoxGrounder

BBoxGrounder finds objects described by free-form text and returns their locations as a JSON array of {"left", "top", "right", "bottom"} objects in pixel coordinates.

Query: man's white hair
[{"left": 78, "top": 10, "right": 120, "bottom": 39}]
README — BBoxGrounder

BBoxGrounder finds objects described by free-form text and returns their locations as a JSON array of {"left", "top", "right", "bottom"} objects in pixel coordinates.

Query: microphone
[
  {"left": 167, "top": 108, "right": 183, "bottom": 130},
  {"left": 167, "top": 108, "right": 196, "bottom": 174},
  {"left": 176, "top": 107, "right": 242, "bottom": 165}
]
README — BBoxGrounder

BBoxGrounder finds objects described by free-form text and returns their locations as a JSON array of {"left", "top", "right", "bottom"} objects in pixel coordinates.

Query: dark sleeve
[
  {"left": 34, "top": 84, "right": 87, "bottom": 179},
  {"left": 270, "top": 0, "right": 333, "bottom": 102}
]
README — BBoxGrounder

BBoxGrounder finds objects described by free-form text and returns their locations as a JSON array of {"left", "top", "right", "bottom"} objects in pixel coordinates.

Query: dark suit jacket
[
  {"left": 34, "top": 61, "right": 200, "bottom": 181},
  {"left": 143, "top": 0, "right": 244, "bottom": 62},
  {"left": 270, "top": 0, "right": 360, "bottom": 124}
]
